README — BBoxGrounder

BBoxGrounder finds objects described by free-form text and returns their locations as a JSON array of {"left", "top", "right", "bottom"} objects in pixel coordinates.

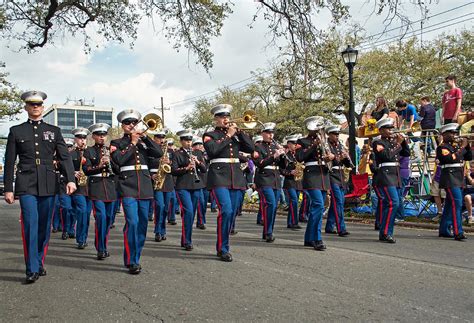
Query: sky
[{"left": 1, "top": 0, "right": 472, "bottom": 135}]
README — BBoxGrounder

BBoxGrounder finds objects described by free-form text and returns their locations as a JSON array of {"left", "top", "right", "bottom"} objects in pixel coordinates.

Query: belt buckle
[
  {"left": 135, "top": 165, "right": 141, "bottom": 171},
  {"left": 35, "top": 158, "right": 41, "bottom": 165},
  {"left": 230, "top": 158, "right": 237, "bottom": 163}
]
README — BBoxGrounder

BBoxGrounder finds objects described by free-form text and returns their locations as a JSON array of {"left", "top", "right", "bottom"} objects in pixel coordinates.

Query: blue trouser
[
  {"left": 258, "top": 187, "right": 280, "bottom": 238},
  {"left": 379, "top": 186, "right": 401, "bottom": 237},
  {"left": 176, "top": 189, "right": 203, "bottom": 246},
  {"left": 59, "top": 194, "right": 73, "bottom": 234},
  {"left": 326, "top": 183, "right": 346, "bottom": 233},
  {"left": 148, "top": 202, "right": 154, "bottom": 221},
  {"left": 168, "top": 190, "right": 177, "bottom": 222},
  {"left": 285, "top": 188, "right": 299, "bottom": 226},
  {"left": 122, "top": 198, "right": 150, "bottom": 266},
  {"left": 112, "top": 191, "right": 121, "bottom": 225},
  {"left": 299, "top": 190, "right": 309, "bottom": 221},
  {"left": 257, "top": 197, "right": 263, "bottom": 224},
  {"left": 196, "top": 189, "right": 207, "bottom": 227},
  {"left": 154, "top": 191, "right": 173, "bottom": 236},
  {"left": 72, "top": 195, "right": 89, "bottom": 244},
  {"left": 396, "top": 177, "right": 410, "bottom": 220},
  {"left": 152, "top": 191, "right": 164, "bottom": 234},
  {"left": 373, "top": 185, "right": 384, "bottom": 227},
  {"left": 92, "top": 200, "right": 114, "bottom": 252},
  {"left": 231, "top": 190, "right": 245, "bottom": 231},
  {"left": 440, "top": 187, "right": 464, "bottom": 236},
  {"left": 210, "top": 193, "right": 217, "bottom": 210},
  {"left": 19, "top": 195, "right": 56, "bottom": 274},
  {"left": 52, "top": 195, "right": 61, "bottom": 231},
  {"left": 212, "top": 188, "right": 241, "bottom": 254},
  {"left": 304, "top": 189, "right": 327, "bottom": 243}
]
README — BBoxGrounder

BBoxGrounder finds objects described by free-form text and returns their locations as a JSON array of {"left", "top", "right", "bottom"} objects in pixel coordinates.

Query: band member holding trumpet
[
  {"left": 70, "top": 127, "right": 92, "bottom": 250},
  {"left": 203, "top": 104, "right": 255, "bottom": 262},
  {"left": 296, "top": 116, "right": 334, "bottom": 251},
  {"left": 149, "top": 129, "right": 174, "bottom": 242},
  {"left": 171, "top": 130, "right": 207, "bottom": 251},
  {"left": 111, "top": 109, "right": 163, "bottom": 274},
  {"left": 437, "top": 123, "right": 471, "bottom": 240},
  {"left": 372, "top": 118, "right": 410, "bottom": 243},
  {"left": 252, "top": 122, "right": 286, "bottom": 242},
  {"left": 325, "top": 125, "right": 352, "bottom": 236},
  {"left": 83, "top": 123, "right": 117, "bottom": 260}
]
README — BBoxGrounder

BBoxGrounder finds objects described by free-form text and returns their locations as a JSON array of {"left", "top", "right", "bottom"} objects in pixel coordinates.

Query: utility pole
[{"left": 156, "top": 97, "right": 170, "bottom": 125}]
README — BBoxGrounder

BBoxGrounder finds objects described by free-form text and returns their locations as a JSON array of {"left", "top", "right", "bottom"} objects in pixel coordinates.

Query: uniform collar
[
  {"left": 28, "top": 119, "right": 43, "bottom": 125},
  {"left": 94, "top": 143, "right": 104, "bottom": 147}
]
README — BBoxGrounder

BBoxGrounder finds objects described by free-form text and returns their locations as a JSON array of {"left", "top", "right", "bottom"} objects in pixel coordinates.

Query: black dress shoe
[
  {"left": 25, "top": 272, "right": 39, "bottom": 284},
  {"left": 219, "top": 252, "right": 233, "bottom": 262},
  {"left": 77, "top": 242, "right": 87, "bottom": 249},
  {"left": 439, "top": 233, "right": 454, "bottom": 238},
  {"left": 197, "top": 224, "right": 206, "bottom": 230},
  {"left": 39, "top": 267, "right": 47, "bottom": 276},
  {"left": 161, "top": 235, "right": 167, "bottom": 241},
  {"left": 61, "top": 232, "right": 68, "bottom": 240},
  {"left": 293, "top": 224, "right": 302, "bottom": 229},
  {"left": 129, "top": 264, "right": 141, "bottom": 275},
  {"left": 314, "top": 240, "right": 326, "bottom": 251},
  {"left": 184, "top": 244, "right": 194, "bottom": 251},
  {"left": 230, "top": 230, "right": 238, "bottom": 235},
  {"left": 338, "top": 231, "right": 350, "bottom": 237},
  {"left": 169, "top": 220, "right": 177, "bottom": 225},
  {"left": 374, "top": 224, "right": 380, "bottom": 231},
  {"left": 52, "top": 228, "right": 58, "bottom": 233},
  {"left": 97, "top": 252, "right": 106, "bottom": 260},
  {"left": 325, "top": 230, "right": 337, "bottom": 234},
  {"left": 68, "top": 233, "right": 76, "bottom": 239},
  {"left": 379, "top": 235, "right": 396, "bottom": 243},
  {"left": 454, "top": 234, "right": 467, "bottom": 241},
  {"left": 304, "top": 241, "right": 317, "bottom": 247},
  {"left": 257, "top": 221, "right": 263, "bottom": 226},
  {"left": 155, "top": 234, "right": 162, "bottom": 242},
  {"left": 104, "top": 251, "right": 110, "bottom": 258},
  {"left": 265, "top": 235, "right": 275, "bottom": 243}
]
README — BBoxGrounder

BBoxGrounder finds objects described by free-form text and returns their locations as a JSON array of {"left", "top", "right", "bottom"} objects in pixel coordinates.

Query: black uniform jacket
[
  {"left": 372, "top": 137, "right": 410, "bottom": 188},
  {"left": 295, "top": 135, "right": 330, "bottom": 191},
  {"left": 280, "top": 150, "right": 302, "bottom": 190},
  {"left": 171, "top": 148, "right": 207, "bottom": 190},
  {"left": 110, "top": 134, "right": 163, "bottom": 199},
  {"left": 70, "top": 148, "right": 89, "bottom": 196},
  {"left": 148, "top": 147, "right": 175, "bottom": 193},
  {"left": 436, "top": 142, "right": 472, "bottom": 189},
  {"left": 253, "top": 141, "right": 285, "bottom": 189},
  {"left": 4, "top": 119, "right": 75, "bottom": 196},
  {"left": 83, "top": 144, "right": 118, "bottom": 201},
  {"left": 203, "top": 127, "right": 254, "bottom": 190},
  {"left": 328, "top": 140, "right": 353, "bottom": 187},
  {"left": 369, "top": 151, "right": 378, "bottom": 184}
]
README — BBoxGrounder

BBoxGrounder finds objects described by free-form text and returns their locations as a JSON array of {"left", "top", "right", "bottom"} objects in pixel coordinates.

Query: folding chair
[
  {"left": 344, "top": 173, "right": 370, "bottom": 209},
  {"left": 404, "top": 176, "right": 437, "bottom": 218}
]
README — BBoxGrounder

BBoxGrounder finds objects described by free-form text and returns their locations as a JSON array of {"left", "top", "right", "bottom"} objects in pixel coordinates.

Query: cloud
[{"left": 46, "top": 50, "right": 90, "bottom": 75}]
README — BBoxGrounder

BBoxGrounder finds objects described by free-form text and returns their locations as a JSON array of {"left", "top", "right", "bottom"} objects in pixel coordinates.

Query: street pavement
[{"left": 0, "top": 200, "right": 473, "bottom": 322}]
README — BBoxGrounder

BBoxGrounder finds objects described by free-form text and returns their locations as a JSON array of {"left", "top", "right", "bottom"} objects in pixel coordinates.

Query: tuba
[{"left": 153, "top": 141, "right": 172, "bottom": 190}]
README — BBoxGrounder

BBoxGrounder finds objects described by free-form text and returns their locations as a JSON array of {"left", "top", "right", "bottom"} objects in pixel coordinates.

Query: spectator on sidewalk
[
  {"left": 396, "top": 99, "right": 419, "bottom": 131},
  {"left": 442, "top": 75, "right": 463, "bottom": 124},
  {"left": 463, "top": 161, "right": 474, "bottom": 224},
  {"left": 430, "top": 161, "right": 445, "bottom": 222},
  {"left": 370, "top": 96, "right": 390, "bottom": 121},
  {"left": 419, "top": 96, "right": 437, "bottom": 156}
]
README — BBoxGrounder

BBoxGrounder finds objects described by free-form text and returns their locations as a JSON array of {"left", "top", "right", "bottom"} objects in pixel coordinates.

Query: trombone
[
  {"left": 228, "top": 110, "right": 263, "bottom": 130},
  {"left": 133, "top": 113, "right": 163, "bottom": 134}
]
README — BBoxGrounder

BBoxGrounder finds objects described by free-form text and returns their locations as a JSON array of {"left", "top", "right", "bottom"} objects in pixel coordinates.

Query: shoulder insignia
[
  {"left": 203, "top": 136, "right": 212, "bottom": 143},
  {"left": 376, "top": 144, "right": 385, "bottom": 152},
  {"left": 110, "top": 145, "right": 117, "bottom": 153},
  {"left": 253, "top": 151, "right": 260, "bottom": 159},
  {"left": 295, "top": 144, "right": 302, "bottom": 149},
  {"left": 452, "top": 153, "right": 457, "bottom": 160},
  {"left": 441, "top": 148, "right": 450, "bottom": 156}
]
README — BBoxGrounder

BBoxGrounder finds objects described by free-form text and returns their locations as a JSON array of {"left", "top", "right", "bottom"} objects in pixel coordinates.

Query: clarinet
[{"left": 186, "top": 148, "right": 201, "bottom": 183}]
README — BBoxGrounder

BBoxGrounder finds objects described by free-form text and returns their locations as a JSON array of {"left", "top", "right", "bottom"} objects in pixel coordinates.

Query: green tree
[{"left": 0, "top": 62, "right": 22, "bottom": 119}]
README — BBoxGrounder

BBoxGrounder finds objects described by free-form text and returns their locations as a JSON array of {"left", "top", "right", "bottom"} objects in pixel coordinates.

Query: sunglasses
[
  {"left": 28, "top": 102, "right": 43, "bottom": 107},
  {"left": 122, "top": 119, "right": 138, "bottom": 125},
  {"left": 94, "top": 132, "right": 107, "bottom": 136}
]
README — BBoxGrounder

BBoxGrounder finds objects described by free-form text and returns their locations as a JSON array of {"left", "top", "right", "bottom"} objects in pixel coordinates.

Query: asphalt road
[{"left": 0, "top": 200, "right": 473, "bottom": 322}]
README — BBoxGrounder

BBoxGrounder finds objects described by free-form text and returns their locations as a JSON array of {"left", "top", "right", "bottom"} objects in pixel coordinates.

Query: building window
[
  {"left": 57, "top": 108, "right": 75, "bottom": 134},
  {"left": 43, "top": 110, "right": 55, "bottom": 125},
  {"left": 77, "top": 110, "right": 94, "bottom": 128},
  {"left": 95, "top": 111, "right": 113, "bottom": 126}
]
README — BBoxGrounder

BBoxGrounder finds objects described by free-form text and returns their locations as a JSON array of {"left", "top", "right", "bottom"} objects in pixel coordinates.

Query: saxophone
[
  {"left": 77, "top": 148, "right": 88, "bottom": 187},
  {"left": 153, "top": 142, "right": 172, "bottom": 190}
]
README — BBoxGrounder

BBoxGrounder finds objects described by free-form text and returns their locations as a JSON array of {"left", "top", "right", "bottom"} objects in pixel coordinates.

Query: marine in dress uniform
[
  {"left": 368, "top": 139, "right": 384, "bottom": 231},
  {"left": 110, "top": 109, "right": 163, "bottom": 274},
  {"left": 437, "top": 123, "right": 472, "bottom": 240},
  {"left": 252, "top": 122, "right": 286, "bottom": 242},
  {"left": 192, "top": 136, "right": 208, "bottom": 230},
  {"left": 167, "top": 139, "right": 179, "bottom": 225},
  {"left": 70, "top": 127, "right": 91, "bottom": 249},
  {"left": 295, "top": 117, "right": 334, "bottom": 251},
  {"left": 252, "top": 135, "right": 264, "bottom": 226},
  {"left": 83, "top": 123, "right": 117, "bottom": 260},
  {"left": 203, "top": 104, "right": 254, "bottom": 262},
  {"left": 172, "top": 130, "right": 207, "bottom": 250},
  {"left": 325, "top": 125, "right": 352, "bottom": 236},
  {"left": 371, "top": 118, "right": 410, "bottom": 243},
  {"left": 230, "top": 152, "right": 250, "bottom": 234},
  {"left": 4, "top": 91, "right": 76, "bottom": 283},
  {"left": 280, "top": 134, "right": 303, "bottom": 230},
  {"left": 52, "top": 139, "right": 74, "bottom": 233},
  {"left": 149, "top": 129, "right": 175, "bottom": 242}
]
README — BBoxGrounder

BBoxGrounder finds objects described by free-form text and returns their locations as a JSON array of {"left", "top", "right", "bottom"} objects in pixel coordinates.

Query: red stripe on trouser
[
  {"left": 330, "top": 189, "right": 341, "bottom": 232},
  {"left": 375, "top": 186, "right": 383, "bottom": 223},
  {"left": 212, "top": 190, "right": 223, "bottom": 251},
  {"left": 383, "top": 187, "right": 393, "bottom": 236},
  {"left": 446, "top": 188, "right": 459, "bottom": 236},
  {"left": 42, "top": 199, "right": 56, "bottom": 265},
  {"left": 176, "top": 193, "right": 186, "bottom": 246},
  {"left": 121, "top": 198, "right": 131, "bottom": 265},
  {"left": 259, "top": 189, "right": 268, "bottom": 235},
  {"left": 92, "top": 203, "right": 98, "bottom": 250},
  {"left": 19, "top": 211, "right": 28, "bottom": 263},
  {"left": 197, "top": 199, "right": 202, "bottom": 225}
]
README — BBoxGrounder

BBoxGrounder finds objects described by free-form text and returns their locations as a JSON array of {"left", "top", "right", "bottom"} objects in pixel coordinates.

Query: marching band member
[
  {"left": 280, "top": 134, "right": 303, "bottom": 230},
  {"left": 437, "top": 123, "right": 471, "bottom": 240},
  {"left": 253, "top": 122, "right": 286, "bottom": 242},
  {"left": 325, "top": 125, "right": 352, "bottom": 236},
  {"left": 192, "top": 136, "right": 208, "bottom": 230},
  {"left": 295, "top": 117, "right": 334, "bottom": 251},
  {"left": 252, "top": 135, "right": 264, "bottom": 225},
  {"left": 4, "top": 91, "right": 76, "bottom": 283},
  {"left": 167, "top": 139, "right": 179, "bottom": 225},
  {"left": 203, "top": 104, "right": 254, "bottom": 262},
  {"left": 230, "top": 151, "right": 251, "bottom": 235},
  {"left": 149, "top": 129, "right": 174, "bottom": 242},
  {"left": 83, "top": 123, "right": 117, "bottom": 260},
  {"left": 53, "top": 138, "right": 74, "bottom": 236},
  {"left": 110, "top": 109, "right": 163, "bottom": 274},
  {"left": 171, "top": 130, "right": 207, "bottom": 251},
  {"left": 371, "top": 118, "right": 410, "bottom": 243},
  {"left": 70, "top": 127, "right": 91, "bottom": 249}
]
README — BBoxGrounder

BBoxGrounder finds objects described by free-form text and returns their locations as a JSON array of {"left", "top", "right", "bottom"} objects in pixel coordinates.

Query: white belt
[
  {"left": 263, "top": 166, "right": 279, "bottom": 170},
  {"left": 378, "top": 162, "right": 399, "bottom": 168},
  {"left": 440, "top": 163, "right": 464, "bottom": 169},
  {"left": 120, "top": 165, "right": 149, "bottom": 172},
  {"left": 149, "top": 169, "right": 158, "bottom": 173},
  {"left": 90, "top": 173, "right": 110, "bottom": 177},
  {"left": 305, "top": 161, "right": 326, "bottom": 167},
  {"left": 331, "top": 166, "right": 343, "bottom": 170},
  {"left": 210, "top": 158, "right": 240, "bottom": 164}
]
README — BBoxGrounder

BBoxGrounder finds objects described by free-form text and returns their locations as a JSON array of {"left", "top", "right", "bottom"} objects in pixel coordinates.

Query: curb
[{"left": 241, "top": 207, "right": 474, "bottom": 233}]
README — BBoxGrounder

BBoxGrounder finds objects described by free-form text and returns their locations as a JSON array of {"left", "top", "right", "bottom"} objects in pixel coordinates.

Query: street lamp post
[{"left": 341, "top": 45, "right": 358, "bottom": 174}]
